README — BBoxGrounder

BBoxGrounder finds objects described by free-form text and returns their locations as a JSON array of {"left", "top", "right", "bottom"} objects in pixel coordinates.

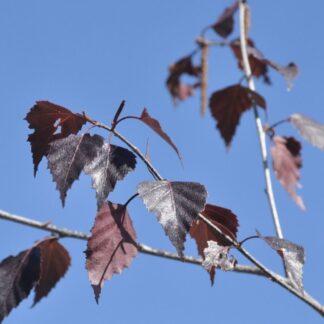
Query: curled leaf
[
  {"left": 271, "top": 136, "right": 305, "bottom": 210},
  {"left": 209, "top": 84, "right": 266, "bottom": 147},
  {"left": 202, "top": 241, "right": 236, "bottom": 273},
  {"left": 290, "top": 113, "right": 324, "bottom": 150},
  {"left": 137, "top": 108, "right": 181, "bottom": 160},
  {"left": 211, "top": 1, "right": 239, "bottom": 38},
  {"left": 85, "top": 202, "right": 138, "bottom": 303},
  {"left": 166, "top": 56, "right": 201, "bottom": 103},
  {"left": 138, "top": 181, "right": 207, "bottom": 257}
]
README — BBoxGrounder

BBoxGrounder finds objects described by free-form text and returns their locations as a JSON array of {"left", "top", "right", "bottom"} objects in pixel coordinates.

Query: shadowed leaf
[
  {"left": 83, "top": 142, "right": 137, "bottom": 209},
  {"left": 85, "top": 202, "right": 138, "bottom": 303},
  {"left": 209, "top": 84, "right": 266, "bottom": 147},
  {"left": 136, "top": 108, "right": 181, "bottom": 160},
  {"left": 48, "top": 134, "right": 136, "bottom": 208},
  {"left": 211, "top": 1, "right": 238, "bottom": 38},
  {"left": 138, "top": 181, "right": 207, "bottom": 257},
  {"left": 190, "top": 204, "right": 238, "bottom": 284},
  {"left": 290, "top": 114, "right": 324, "bottom": 150},
  {"left": 33, "top": 238, "right": 71, "bottom": 306},
  {"left": 257, "top": 232, "right": 304, "bottom": 292},
  {"left": 0, "top": 248, "right": 41, "bottom": 322},
  {"left": 25, "top": 101, "right": 86, "bottom": 175},
  {"left": 271, "top": 136, "right": 305, "bottom": 210}
]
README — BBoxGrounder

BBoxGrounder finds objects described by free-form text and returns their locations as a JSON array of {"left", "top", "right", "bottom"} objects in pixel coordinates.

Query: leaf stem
[
  {"left": 239, "top": 235, "right": 259, "bottom": 246},
  {"left": 123, "top": 193, "right": 139, "bottom": 208}
]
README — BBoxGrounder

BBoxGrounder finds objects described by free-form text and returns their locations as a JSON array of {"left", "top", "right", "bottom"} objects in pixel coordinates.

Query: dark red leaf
[
  {"left": 25, "top": 101, "right": 87, "bottom": 175},
  {"left": 230, "top": 39, "right": 298, "bottom": 88},
  {"left": 47, "top": 134, "right": 136, "bottom": 208},
  {"left": 209, "top": 84, "right": 266, "bottom": 147},
  {"left": 0, "top": 247, "right": 41, "bottom": 322},
  {"left": 138, "top": 181, "right": 207, "bottom": 257},
  {"left": 137, "top": 108, "right": 181, "bottom": 160},
  {"left": 230, "top": 39, "right": 271, "bottom": 84},
  {"left": 190, "top": 204, "right": 238, "bottom": 284},
  {"left": 33, "top": 238, "right": 71, "bottom": 306},
  {"left": 166, "top": 56, "right": 201, "bottom": 103},
  {"left": 271, "top": 136, "right": 305, "bottom": 210},
  {"left": 85, "top": 202, "right": 138, "bottom": 303},
  {"left": 211, "top": 1, "right": 239, "bottom": 38}
]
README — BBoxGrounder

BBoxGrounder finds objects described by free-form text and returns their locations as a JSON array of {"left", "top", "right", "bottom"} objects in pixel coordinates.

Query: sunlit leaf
[
  {"left": 202, "top": 241, "right": 236, "bottom": 274},
  {"left": 48, "top": 134, "right": 136, "bottom": 208},
  {"left": 271, "top": 136, "right": 305, "bottom": 210},
  {"left": 85, "top": 202, "right": 138, "bottom": 303},
  {"left": 290, "top": 114, "right": 324, "bottom": 150},
  {"left": 138, "top": 181, "right": 207, "bottom": 257},
  {"left": 257, "top": 231, "right": 304, "bottom": 292},
  {"left": 190, "top": 203, "right": 238, "bottom": 284}
]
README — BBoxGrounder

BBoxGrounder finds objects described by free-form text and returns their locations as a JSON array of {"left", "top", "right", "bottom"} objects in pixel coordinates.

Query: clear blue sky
[{"left": 1, "top": 1, "right": 324, "bottom": 323}]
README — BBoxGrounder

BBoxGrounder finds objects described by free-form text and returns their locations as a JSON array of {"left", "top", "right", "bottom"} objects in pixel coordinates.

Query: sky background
[{"left": 0, "top": 0, "right": 324, "bottom": 323}]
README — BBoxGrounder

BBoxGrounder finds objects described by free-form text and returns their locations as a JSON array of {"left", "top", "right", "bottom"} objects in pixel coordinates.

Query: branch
[
  {"left": 85, "top": 108, "right": 324, "bottom": 316},
  {"left": 0, "top": 209, "right": 262, "bottom": 276},
  {"left": 238, "top": 1, "right": 284, "bottom": 240},
  {"left": 1, "top": 208, "right": 323, "bottom": 315}
]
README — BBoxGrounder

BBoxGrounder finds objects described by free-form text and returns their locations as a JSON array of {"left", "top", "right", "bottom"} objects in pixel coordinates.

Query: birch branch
[
  {"left": 0, "top": 209, "right": 262, "bottom": 275},
  {"left": 238, "top": 0, "right": 284, "bottom": 239}
]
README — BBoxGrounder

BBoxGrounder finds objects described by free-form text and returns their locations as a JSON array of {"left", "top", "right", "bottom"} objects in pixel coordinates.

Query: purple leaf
[
  {"left": 33, "top": 238, "right": 71, "bottom": 306},
  {"left": 0, "top": 248, "right": 41, "bottom": 322},
  {"left": 138, "top": 181, "right": 207, "bottom": 257},
  {"left": 211, "top": 1, "right": 239, "bottom": 38},
  {"left": 47, "top": 134, "right": 136, "bottom": 208},
  {"left": 136, "top": 108, "right": 181, "bottom": 160},
  {"left": 85, "top": 202, "right": 138, "bottom": 302},
  {"left": 271, "top": 136, "right": 305, "bottom": 210}
]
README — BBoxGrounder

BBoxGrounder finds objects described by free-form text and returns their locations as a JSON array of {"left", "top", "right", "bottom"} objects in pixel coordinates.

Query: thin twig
[
  {"left": 198, "top": 37, "right": 209, "bottom": 116},
  {"left": 0, "top": 209, "right": 262, "bottom": 276},
  {"left": 238, "top": 1, "right": 284, "bottom": 240}
]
